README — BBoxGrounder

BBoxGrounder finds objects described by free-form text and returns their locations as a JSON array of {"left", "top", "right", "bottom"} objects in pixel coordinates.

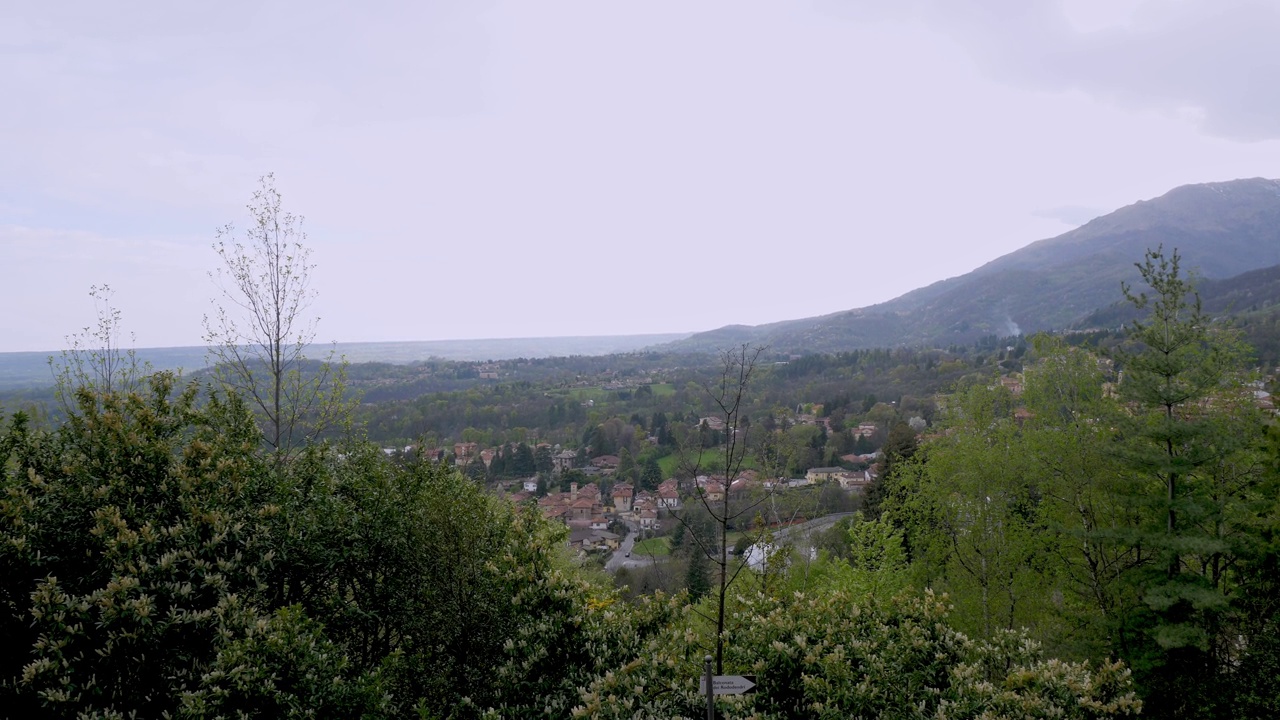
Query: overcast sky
[{"left": 4, "top": 0, "right": 1280, "bottom": 353}]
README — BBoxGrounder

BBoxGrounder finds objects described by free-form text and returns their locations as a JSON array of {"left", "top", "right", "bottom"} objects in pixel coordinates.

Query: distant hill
[
  {"left": 1077, "top": 262, "right": 1280, "bottom": 329},
  {"left": 0, "top": 334, "right": 693, "bottom": 391},
  {"left": 667, "top": 178, "right": 1280, "bottom": 353}
]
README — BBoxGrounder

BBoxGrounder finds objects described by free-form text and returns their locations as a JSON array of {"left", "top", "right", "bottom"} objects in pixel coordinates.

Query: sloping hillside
[
  {"left": 1078, "top": 263, "right": 1280, "bottom": 329},
  {"left": 668, "top": 178, "right": 1280, "bottom": 353}
]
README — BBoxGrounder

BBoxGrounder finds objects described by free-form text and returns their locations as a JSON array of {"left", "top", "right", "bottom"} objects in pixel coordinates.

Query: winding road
[{"left": 605, "top": 523, "right": 667, "bottom": 572}]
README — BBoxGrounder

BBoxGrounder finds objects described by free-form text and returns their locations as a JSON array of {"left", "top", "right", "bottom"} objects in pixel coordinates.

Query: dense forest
[{"left": 349, "top": 339, "right": 1023, "bottom": 465}]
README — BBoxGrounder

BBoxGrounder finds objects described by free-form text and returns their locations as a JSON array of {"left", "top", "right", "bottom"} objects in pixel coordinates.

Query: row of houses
[
  {"left": 502, "top": 476, "right": 685, "bottom": 552},
  {"left": 528, "top": 482, "right": 621, "bottom": 552},
  {"left": 613, "top": 478, "right": 683, "bottom": 532},
  {"left": 802, "top": 467, "right": 878, "bottom": 490},
  {"left": 507, "top": 460, "right": 879, "bottom": 552}
]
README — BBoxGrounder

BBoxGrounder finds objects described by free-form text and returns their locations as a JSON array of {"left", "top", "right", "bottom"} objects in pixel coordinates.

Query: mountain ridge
[{"left": 665, "top": 178, "right": 1280, "bottom": 353}]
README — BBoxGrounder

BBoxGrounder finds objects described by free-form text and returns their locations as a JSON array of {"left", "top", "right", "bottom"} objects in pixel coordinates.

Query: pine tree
[
  {"left": 685, "top": 550, "right": 711, "bottom": 602},
  {"left": 1114, "top": 247, "right": 1262, "bottom": 718},
  {"left": 863, "top": 421, "right": 918, "bottom": 520},
  {"left": 640, "top": 456, "right": 663, "bottom": 492}
]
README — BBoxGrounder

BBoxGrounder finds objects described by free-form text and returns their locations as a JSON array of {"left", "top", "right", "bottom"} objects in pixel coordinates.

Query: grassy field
[
  {"left": 657, "top": 449, "right": 759, "bottom": 478},
  {"left": 545, "top": 383, "right": 673, "bottom": 404},
  {"left": 631, "top": 537, "right": 671, "bottom": 556},
  {"left": 564, "top": 387, "right": 609, "bottom": 402},
  {"left": 633, "top": 532, "right": 749, "bottom": 558}
]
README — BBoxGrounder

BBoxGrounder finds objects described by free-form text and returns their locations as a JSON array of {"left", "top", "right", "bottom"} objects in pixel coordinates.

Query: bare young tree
[
  {"left": 671, "top": 343, "right": 778, "bottom": 675},
  {"left": 51, "top": 284, "right": 151, "bottom": 406},
  {"left": 204, "top": 174, "right": 348, "bottom": 461}
]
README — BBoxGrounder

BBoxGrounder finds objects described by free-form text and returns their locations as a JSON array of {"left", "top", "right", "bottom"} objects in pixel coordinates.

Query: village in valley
[
  {"left": 396, "top": 407, "right": 891, "bottom": 565},
  {"left": 379, "top": 359, "right": 1280, "bottom": 574}
]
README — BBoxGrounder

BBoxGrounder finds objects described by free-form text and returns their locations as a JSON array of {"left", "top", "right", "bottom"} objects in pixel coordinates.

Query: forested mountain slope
[{"left": 668, "top": 178, "right": 1280, "bottom": 353}]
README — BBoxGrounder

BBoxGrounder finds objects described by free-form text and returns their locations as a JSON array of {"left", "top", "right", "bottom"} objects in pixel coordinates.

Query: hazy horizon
[
  {"left": 0, "top": 331, "right": 697, "bottom": 358},
  {"left": 0, "top": 333, "right": 704, "bottom": 390}
]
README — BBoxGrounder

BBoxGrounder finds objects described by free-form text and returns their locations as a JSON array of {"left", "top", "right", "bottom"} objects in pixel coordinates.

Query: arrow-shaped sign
[{"left": 699, "top": 675, "right": 757, "bottom": 695}]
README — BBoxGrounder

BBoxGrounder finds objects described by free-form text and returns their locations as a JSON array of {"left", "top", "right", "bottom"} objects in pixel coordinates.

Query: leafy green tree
[
  {"left": 783, "top": 423, "right": 823, "bottom": 474},
  {"left": 577, "top": 586, "right": 1141, "bottom": 719},
  {"left": 511, "top": 441, "right": 535, "bottom": 475},
  {"left": 465, "top": 454, "right": 489, "bottom": 481},
  {"left": 1014, "top": 336, "right": 1150, "bottom": 661},
  {"left": 534, "top": 443, "right": 553, "bottom": 475},
  {"left": 852, "top": 433, "right": 875, "bottom": 454},
  {"left": 880, "top": 419, "right": 918, "bottom": 472},
  {"left": 489, "top": 443, "right": 509, "bottom": 476},
  {"left": 640, "top": 455, "right": 663, "bottom": 491},
  {"left": 589, "top": 418, "right": 633, "bottom": 457},
  {"left": 560, "top": 467, "right": 586, "bottom": 493},
  {"left": 881, "top": 250, "right": 1272, "bottom": 716},
  {"left": 268, "top": 445, "right": 634, "bottom": 716},
  {"left": 1229, "top": 423, "right": 1280, "bottom": 719},
  {"left": 813, "top": 516, "right": 855, "bottom": 561},
  {"left": 616, "top": 447, "right": 635, "bottom": 483},
  {"left": 1232, "top": 575, "right": 1280, "bottom": 714},
  {"left": 893, "top": 381, "right": 1053, "bottom": 641},
  {"left": 698, "top": 419, "right": 722, "bottom": 449},
  {"left": 179, "top": 605, "right": 388, "bottom": 719},
  {"left": 1, "top": 370, "right": 669, "bottom": 718},
  {"left": 672, "top": 504, "right": 718, "bottom": 561},
  {"left": 863, "top": 419, "right": 918, "bottom": 519},
  {"left": 0, "top": 376, "right": 311, "bottom": 717}
]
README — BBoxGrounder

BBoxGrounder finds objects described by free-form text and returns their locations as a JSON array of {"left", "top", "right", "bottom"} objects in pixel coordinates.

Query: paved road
[
  {"left": 604, "top": 512, "right": 855, "bottom": 573},
  {"left": 605, "top": 528, "right": 637, "bottom": 572},
  {"left": 770, "top": 512, "right": 856, "bottom": 543},
  {"left": 605, "top": 523, "right": 666, "bottom": 572}
]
